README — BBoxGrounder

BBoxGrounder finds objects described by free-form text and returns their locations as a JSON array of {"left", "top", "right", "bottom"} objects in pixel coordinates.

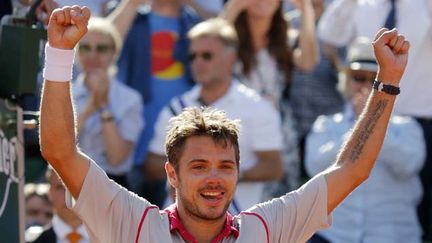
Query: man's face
[
  {"left": 189, "top": 36, "right": 235, "bottom": 86},
  {"left": 26, "top": 195, "right": 52, "bottom": 227},
  {"left": 348, "top": 69, "right": 377, "bottom": 95},
  {"left": 167, "top": 136, "right": 238, "bottom": 221},
  {"left": 78, "top": 31, "right": 116, "bottom": 74}
]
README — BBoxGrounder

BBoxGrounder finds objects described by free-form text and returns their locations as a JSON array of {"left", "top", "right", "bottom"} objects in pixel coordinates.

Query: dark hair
[
  {"left": 165, "top": 107, "right": 240, "bottom": 172},
  {"left": 234, "top": 3, "right": 294, "bottom": 85}
]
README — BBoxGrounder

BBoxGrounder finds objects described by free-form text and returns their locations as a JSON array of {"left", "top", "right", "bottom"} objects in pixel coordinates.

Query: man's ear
[{"left": 165, "top": 162, "right": 179, "bottom": 188}]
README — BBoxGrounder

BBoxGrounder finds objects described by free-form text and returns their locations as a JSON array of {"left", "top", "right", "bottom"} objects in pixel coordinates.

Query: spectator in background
[
  {"left": 7, "top": 0, "right": 58, "bottom": 24},
  {"left": 223, "top": 0, "right": 317, "bottom": 106},
  {"left": 73, "top": 17, "right": 143, "bottom": 189},
  {"left": 221, "top": 0, "right": 317, "bottom": 194},
  {"left": 27, "top": 167, "right": 90, "bottom": 243},
  {"left": 317, "top": 0, "right": 432, "bottom": 239},
  {"left": 183, "top": 0, "right": 225, "bottom": 19},
  {"left": 305, "top": 38, "right": 425, "bottom": 243},
  {"left": 147, "top": 18, "right": 284, "bottom": 213},
  {"left": 286, "top": 0, "right": 344, "bottom": 180},
  {"left": 55, "top": 0, "right": 111, "bottom": 16},
  {"left": 24, "top": 183, "right": 52, "bottom": 229},
  {"left": 108, "top": 0, "right": 200, "bottom": 206}
]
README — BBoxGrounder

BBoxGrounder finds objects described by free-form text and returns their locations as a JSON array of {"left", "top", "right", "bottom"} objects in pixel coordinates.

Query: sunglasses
[
  {"left": 26, "top": 208, "right": 53, "bottom": 218},
  {"left": 188, "top": 51, "right": 213, "bottom": 62},
  {"left": 78, "top": 43, "right": 114, "bottom": 54},
  {"left": 351, "top": 73, "right": 375, "bottom": 84}
]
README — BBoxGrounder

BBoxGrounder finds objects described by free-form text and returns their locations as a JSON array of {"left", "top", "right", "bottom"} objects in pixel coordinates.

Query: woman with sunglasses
[
  {"left": 72, "top": 17, "right": 144, "bottom": 189},
  {"left": 305, "top": 37, "right": 425, "bottom": 243}
]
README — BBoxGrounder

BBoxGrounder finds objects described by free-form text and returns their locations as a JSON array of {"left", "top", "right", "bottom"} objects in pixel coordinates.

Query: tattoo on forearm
[{"left": 347, "top": 99, "right": 389, "bottom": 161}]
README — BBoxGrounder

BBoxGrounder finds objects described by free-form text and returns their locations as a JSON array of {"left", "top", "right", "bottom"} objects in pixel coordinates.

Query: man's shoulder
[
  {"left": 232, "top": 82, "right": 264, "bottom": 103},
  {"left": 164, "top": 94, "right": 194, "bottom": 118}
]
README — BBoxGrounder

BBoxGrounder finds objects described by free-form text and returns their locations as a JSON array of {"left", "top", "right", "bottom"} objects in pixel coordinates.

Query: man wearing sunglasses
[
  {"left": 305, "top": 37, "right": 425, "bottom": 243},
  {"left": 146, "top": 18, "right": 284, "bottom": 213}
]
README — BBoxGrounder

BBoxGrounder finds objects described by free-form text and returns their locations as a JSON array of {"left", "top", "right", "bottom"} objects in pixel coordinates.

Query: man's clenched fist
[{"left": 47, "top": 6, "right": 91, "bottom": 50}]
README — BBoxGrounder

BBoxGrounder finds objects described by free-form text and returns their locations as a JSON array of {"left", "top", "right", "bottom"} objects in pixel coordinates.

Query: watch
[
  {"left": 100, "top": 106, "right": 114, "bottom": 122},
  {"left": 373, "top": 80, "right": 400, "bottom": 95}
]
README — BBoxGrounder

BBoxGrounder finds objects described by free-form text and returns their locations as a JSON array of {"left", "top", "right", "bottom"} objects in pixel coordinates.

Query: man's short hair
[
  {"left": 85, "top": 17, "right": 123, "bottom": 54},
  {"left": 165, "top": 107, "right": 240, "bottom": 171},
  {"left": 187, "top": 18, "right": 238, "bottom": 50}
]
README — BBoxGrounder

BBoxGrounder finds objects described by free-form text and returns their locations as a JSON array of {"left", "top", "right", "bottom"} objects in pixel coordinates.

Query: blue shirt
[
  {"left": 73, "top": 77, "right": 144, "bottom": 175},
  {"left": 117, "top": 6, "right": 200, "bottom": 165},
  {"left": 305, "top": 104, "right": 425, "bottom": 243}
]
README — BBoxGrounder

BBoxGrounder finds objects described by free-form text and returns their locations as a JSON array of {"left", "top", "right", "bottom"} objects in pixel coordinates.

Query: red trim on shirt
[
  {"left": 164, "top": 204, "right": 239, "bottom": 242},
  {"left": 241, "top": 212, "right": 269, "bottom": 243},
  {"left": 135, "top": 205, "right": 158, "bottom": 243}
]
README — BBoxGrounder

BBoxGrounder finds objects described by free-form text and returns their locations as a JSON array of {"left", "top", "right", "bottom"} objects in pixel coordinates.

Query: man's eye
[
  {"left": 221, "top": 165, "right": 234, "bottom": 170},
  {"left": 192, "top": 165, "right": 205, "bottom": 170}
]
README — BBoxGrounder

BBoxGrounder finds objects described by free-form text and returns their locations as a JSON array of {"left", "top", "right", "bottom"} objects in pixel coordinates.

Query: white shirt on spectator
[
  {"left": 318, "top": 0, "right": 432, "bottom": 117},
  {"left": 305, "top": 105, "right": 425, "bottom": 243}
]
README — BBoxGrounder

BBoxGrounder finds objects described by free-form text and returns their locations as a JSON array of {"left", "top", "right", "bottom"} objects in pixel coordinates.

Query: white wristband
[{"left": 43, "top": 44, "right": 75, "bottom": 82}]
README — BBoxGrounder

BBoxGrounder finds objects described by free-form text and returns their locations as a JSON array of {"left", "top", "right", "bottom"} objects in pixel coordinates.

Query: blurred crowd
[{"left": 2, "top": 0, "right": 431, "bottom": 242}]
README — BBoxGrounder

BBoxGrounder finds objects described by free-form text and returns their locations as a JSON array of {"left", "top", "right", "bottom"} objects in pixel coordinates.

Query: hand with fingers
[
  {"left": 372, "top": 28, "right": 410, "bottom": 85},
  {"left": 221, "top": 0, "right": 250, "bottom": 22},
  {"left": 47, "top": 6, "right": 91, "bottom": 50},
  {"left": 289, "top": 0, "right": 312, "bottom": 12},
  {"left": 86, "top": 69, "right": 110, "bottom": 109}
]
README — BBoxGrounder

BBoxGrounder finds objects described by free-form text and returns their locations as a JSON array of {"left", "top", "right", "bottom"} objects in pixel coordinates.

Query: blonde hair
[
  {"left": 187, "top": 18, "right": 238, "bottom": 50},
  {"left": 86, "top": 17, "right": 123, "bottom": 54}
]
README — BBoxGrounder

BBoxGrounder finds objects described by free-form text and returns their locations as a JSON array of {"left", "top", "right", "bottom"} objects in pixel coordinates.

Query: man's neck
[
  {"left": 177, "top": 206, "right": 227, "bottom": 243},
  {"left": 152, "top": 0, "right": 181, "bottom": 17},
  {"left": 199, "top": 78, "right": 232, "bottom": 106}
]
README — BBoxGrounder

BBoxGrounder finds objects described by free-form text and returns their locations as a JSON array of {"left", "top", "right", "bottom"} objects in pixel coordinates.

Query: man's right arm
[{"left": 39, "top": 6, "right": 91, "bottom": 199}]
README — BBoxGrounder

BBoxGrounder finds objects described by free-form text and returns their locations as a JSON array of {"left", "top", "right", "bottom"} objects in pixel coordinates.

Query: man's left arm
[{"left": 323, "top": 28, "right": 410, "bottom": 214}]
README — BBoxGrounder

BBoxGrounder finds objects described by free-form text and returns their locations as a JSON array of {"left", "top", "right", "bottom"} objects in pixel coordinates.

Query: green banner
[{"left": 0, "top": 98, "right": 24, "bottom": 243}]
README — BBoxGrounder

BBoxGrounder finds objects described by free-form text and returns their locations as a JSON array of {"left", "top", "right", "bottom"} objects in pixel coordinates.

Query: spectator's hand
[
  {"left": 47, "top": 6, "right": 90, "bottom": 49},
  {"left": 222, "top": 0, "right": 250, "bottom": 22},
  {"left": 86, "top": 69, "right": 110, "bottom": 109},
  {"left": 226, "top": 0, "right": 250, "bottom": 13},
  {"left": 290, "top": 0, "right": 312, "bottom": 11},
  {"left": 36, "top": 0, "right": 58, "bottom": 25},
  {"left": 372, "top": 28, "right": 410, "bottom": 85}
]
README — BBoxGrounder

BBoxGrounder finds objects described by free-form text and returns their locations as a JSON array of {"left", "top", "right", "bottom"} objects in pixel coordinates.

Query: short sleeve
[
  {"left": 71, "top": 160, "right": 154, "bottom": 243},
  {"left": 250, "top": 174, "right": 332, "bottom": 243}
]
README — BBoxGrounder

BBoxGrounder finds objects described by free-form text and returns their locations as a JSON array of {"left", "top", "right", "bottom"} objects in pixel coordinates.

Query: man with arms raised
[{"left": 40, "top": 6, "right": 410, "bottom": 243}]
